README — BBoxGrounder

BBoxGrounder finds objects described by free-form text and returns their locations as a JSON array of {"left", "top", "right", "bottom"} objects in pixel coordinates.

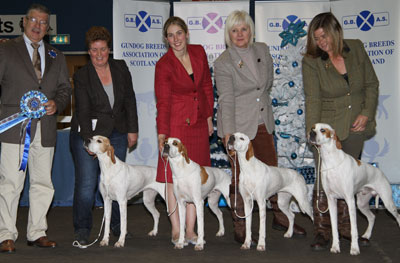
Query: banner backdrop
[
  {"left": 173, "top": 1, "right": 248, "bottom": 68},
  {"left": 255, "top": 1, "right": 329, "bottom": 62},
  {"left": 113, "top": 0, "right": 169, "bottom": 167},
  {"left": 331, "top": 0, "right": 399, "bottom": 184}
]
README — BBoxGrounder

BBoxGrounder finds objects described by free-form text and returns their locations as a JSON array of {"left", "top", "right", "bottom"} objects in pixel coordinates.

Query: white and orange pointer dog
[
  {"left": 162, "top": 138, "right": 231, "bottom": 251},
  {"left": 228, "top": 132, "right": 313, "bottom": 251},
  {"left": 86, "top": 135, "right": 165, "bottom": 248},
  {"left": 309, "top": 123, "right": 400, "bottom": 255}
]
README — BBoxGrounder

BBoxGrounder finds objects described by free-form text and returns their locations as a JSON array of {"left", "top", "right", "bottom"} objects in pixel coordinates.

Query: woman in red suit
[{"left": 155, "top": 16, "right": 214, "bottom": 245}]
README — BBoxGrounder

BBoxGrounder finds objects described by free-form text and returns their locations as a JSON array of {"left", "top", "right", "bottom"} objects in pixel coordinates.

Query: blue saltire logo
[{"left": 124, "top": 11, "right": 163, "bottom": 32}]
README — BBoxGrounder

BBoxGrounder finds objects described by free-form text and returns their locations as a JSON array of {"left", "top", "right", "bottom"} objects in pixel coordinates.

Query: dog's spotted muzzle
[
  {"left": 228, "top": 135, "right": 235, "bottom": 145},
  {"left": 83, "top": 137, "right": 92, "bottom": 150},
  {"left": 226, "top": 134, "right": 236, "bottom": 154},
  {"left": 162, "top": 143, "right": 170, "bottom": 158},
  {"left": 308, "top": 130, "right": 317, "bottom": 145}
]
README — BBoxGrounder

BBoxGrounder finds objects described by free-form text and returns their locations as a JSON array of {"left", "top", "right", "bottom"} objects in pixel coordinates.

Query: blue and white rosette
[{"left": 0, "top": 90, "right": 48, "bottom": 171}]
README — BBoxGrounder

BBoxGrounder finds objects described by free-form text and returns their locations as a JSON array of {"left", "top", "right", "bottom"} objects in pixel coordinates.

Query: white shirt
[{"left": 23, "top": 33, "right": 45, "bottom": 76}]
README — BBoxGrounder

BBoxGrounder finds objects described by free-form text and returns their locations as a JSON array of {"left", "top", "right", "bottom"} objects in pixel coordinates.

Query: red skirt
[{"left": 156, "top": 119, "right": 211, "bottom": 183}]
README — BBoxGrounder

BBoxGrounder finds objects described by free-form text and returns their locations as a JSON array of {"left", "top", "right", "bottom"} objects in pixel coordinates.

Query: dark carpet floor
[{"left": 2, "top": 203, "right": 399, "bottom": 263}]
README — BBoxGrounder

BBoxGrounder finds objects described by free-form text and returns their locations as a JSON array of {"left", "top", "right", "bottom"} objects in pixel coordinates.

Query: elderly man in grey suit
[{"left": 0, "top": 4, "right": 71, "bottom": 253}]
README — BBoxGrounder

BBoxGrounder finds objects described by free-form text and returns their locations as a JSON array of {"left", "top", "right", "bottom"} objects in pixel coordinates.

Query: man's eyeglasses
[{"left": 26, "top": 16, "right": 48, "bottom": 26}]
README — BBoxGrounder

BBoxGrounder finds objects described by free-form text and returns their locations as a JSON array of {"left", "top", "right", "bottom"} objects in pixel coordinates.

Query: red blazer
[{"left": 155, "top": 44, "right": 213, "bottom": 136}]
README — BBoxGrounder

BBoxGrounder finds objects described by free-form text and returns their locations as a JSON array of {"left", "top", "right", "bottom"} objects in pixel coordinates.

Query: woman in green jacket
[{"left": 302, "top": 12, "right": 379, "bottom": 251}]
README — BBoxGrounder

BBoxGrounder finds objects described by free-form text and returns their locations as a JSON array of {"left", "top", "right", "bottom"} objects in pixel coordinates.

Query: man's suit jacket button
[
  {"left": 260, "top": 108, "right": 264, "bottom": 111},
  {"left": 38, "top": 86, "right": 42, "bottom": 89},
  {"left": 257, "top": 88, "right": 260, "bottom": 90},
  {"left": 111, "top": 115, "right": 115, "bottom": 119}
]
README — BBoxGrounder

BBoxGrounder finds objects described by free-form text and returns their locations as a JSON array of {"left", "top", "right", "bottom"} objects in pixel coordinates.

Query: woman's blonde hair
[
  {"left": 224, "top": 10, "right": 254, "bottom": 48},
  {"left": 305, "top": 12, "right": 344, "bottom": 58}
]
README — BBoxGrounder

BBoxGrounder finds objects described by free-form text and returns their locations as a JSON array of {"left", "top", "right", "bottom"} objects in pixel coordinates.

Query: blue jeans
[{"left": 70, "top": 130, "right": 128, "bottom": 237}]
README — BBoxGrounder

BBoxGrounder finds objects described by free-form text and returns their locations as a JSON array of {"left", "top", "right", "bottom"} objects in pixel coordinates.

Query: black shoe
[
  {"left": 340, "top": 234, "right": 370, "bottom": 247},
  {"left": 74, "top": 233, "right": 89, "bottom": 246},
  {"left": 112, "top": 230, "right": 133, "bottom": 239},
  {"left": 74, "top": 229, "right": 90, "bottom": 246},
  {"left": 359, "top": 237, "right": 370, "bottom": 247},
  {"left": 111, "top": 224, "right": 133, "bottom": 239},
  {"left": 311, "top": 233, "right": 329, "bottom": 251},
  {"left": 272, "top": 217, "right": 306, "bottom": 236},
  {"left": 76, "top": 237, "right": 88, "bottom": 246},
  {"left": 234, "top": 233, "right": 257, "bottom": 245}
]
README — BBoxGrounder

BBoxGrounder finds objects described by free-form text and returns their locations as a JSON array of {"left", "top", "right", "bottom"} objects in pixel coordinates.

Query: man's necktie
[{"left": 31, "top": 43, "right": 42, "bottom": 83}]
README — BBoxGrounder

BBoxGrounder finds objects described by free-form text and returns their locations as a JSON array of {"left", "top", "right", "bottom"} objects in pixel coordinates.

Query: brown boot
[
  {"left": 337, "top": 199, "right": 370, "bottom": 247},
  {"left": 270, "top": 194, "right": 306, "bottom": 236},
  {"left": 230, "top": 185, "right": 246, "bottom": 243},
  {"left": 337, "top": 199, "right": 351, "bottom": 240},
  {"left": 311, "top": 190, "right": 331, "bottom": 251}
]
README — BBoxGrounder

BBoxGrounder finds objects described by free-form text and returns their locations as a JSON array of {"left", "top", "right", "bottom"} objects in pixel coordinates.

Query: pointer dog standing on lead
[
  {"left": 86, "top": 135, "right": 165, "bottom": 248},
  {"left": 228, "top": 132, "right": 313, "bottom": 251},
  {"left": 309, "top": 123, "right": 400, "bottom": 255},
  {"left": 162, "top": 137, "right": 231, "bottom": 251}
]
